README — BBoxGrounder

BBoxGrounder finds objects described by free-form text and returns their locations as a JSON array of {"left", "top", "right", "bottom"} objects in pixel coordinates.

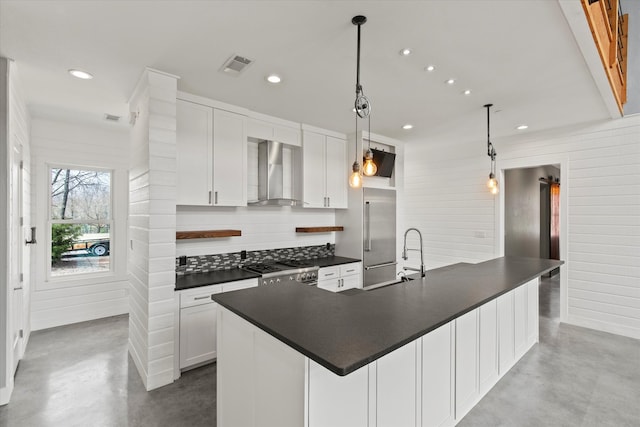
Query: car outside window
[{"left": 49, "top": 167, "right": 112, "bottom": 277}]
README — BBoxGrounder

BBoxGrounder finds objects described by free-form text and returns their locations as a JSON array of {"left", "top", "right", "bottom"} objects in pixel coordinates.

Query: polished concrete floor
[{"left": 1, "top": 275, "right": 639, "bottom": 426}]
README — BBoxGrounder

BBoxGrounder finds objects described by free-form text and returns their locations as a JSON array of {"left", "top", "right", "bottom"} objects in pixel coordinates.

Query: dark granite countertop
[
  {"left": 306, "top": 255, "right": 361, "bottom": 268},
  {"left": 175, "top": 269, "right": 260, "bottom": 291},
  {"left": 213, "top": 256, "right": 563, "bottom": 376},
  {"left": 174, "top": 256, "right": 360, "bottom": 291}
]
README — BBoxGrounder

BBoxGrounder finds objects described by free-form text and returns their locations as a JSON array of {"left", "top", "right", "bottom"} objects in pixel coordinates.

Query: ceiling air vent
[
  {"left": 221, "top": 54, "right": 253, "bottom": 75},
  {"left": 104, "top": 114, "right": 121, "bottom": 122}
]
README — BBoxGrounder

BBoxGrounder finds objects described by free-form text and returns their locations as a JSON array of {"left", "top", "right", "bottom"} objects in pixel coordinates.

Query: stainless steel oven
[{"left": 241, "top": 261, "right": 319, "bottom": 286}]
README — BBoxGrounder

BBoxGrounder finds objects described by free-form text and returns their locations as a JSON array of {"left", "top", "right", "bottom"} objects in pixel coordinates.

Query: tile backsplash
[{"left": 175, "top": 244, "right": 335, "bottom": 275}]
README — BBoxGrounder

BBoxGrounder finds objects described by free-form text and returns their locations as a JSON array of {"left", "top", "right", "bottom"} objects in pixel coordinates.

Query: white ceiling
[{"left": 0, "top": 0, "right": 613, "bottom": 144}]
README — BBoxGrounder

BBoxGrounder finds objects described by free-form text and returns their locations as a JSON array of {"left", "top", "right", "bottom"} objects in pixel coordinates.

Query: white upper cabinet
[
  {"left": 213, "top": 109, "right": 247, "bottom": 206},
  {"left": 247, "top": 118, "right": 300, "bottom": 146},
  {"left": 176, "top": 98, "right": 247, "bottom": 206},
  {"left": 302, "top": 130, "right": 347, "bottom": 209},
  {"left": 176, "top": 99, "right": 212, "bottom": 206}
]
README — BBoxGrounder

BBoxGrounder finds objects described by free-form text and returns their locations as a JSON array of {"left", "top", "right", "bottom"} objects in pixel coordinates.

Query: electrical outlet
[
  {"left": 179, "top": 255, "right": 187, "bottom": 266},
  {"left": 326, "top": 242, "right": 331, "bottom": 250},
  {"left": 240, "top": 250, "right": 247, "bottom": 260}
]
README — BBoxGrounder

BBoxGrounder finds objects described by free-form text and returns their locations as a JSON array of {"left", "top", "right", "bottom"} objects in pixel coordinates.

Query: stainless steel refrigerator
[{"left": 363, "top": 188, "right": 397, "bottom": 288}]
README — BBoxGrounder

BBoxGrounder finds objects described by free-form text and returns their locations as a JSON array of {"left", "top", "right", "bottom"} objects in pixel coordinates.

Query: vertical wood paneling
[{"left": 404, "top": 115, "right": 640, "bottom": 339}]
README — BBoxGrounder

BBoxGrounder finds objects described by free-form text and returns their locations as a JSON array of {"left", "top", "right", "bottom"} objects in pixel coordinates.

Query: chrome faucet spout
[{"left": 402, "top": 227, "right": 425, "bottom": 277}]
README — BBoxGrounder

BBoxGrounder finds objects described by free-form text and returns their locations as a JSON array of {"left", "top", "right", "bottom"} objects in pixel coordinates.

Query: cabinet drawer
[
  {"left": 318, "top": 266, "right": 339, "bottom": 280},
  {"left": 340, "top": 262, "right": 361, "bottom": 277},
  {"left": 180, "top": 284, "right": 223, "bottom": 308},
  {"left": 317, "top": 278, "right": 340, "bottom": 293}
]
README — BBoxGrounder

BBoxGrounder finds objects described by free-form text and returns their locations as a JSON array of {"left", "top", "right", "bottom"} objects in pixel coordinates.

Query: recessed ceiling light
[
  {"left": 402, "top": 124, "right": 413, "bottom": 130},
  {"left": 425, "top": 65, "right": 435, "bottom": 72},
  {"left": 68, "top": 69, "right": 93, "bottom": 80},
  {"left": 516, "top": 124, "right": 529, "bottom": 130},
  {"left": 463, "top": 89, "right": 472, "bottom": 95},
  {"left": 445, "top": 78, "right": 456, "bottom": 85},
  {"left": 266, "top": 74, "right": 281, "bottom": 84},
  {"left": 399, "top": 48, "right": 412, "bottom": 56}
]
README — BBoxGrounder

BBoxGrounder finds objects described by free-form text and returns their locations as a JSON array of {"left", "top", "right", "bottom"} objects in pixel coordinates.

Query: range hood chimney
[{"left": 248, "top": 140, "right": 304, "bottom": 206}]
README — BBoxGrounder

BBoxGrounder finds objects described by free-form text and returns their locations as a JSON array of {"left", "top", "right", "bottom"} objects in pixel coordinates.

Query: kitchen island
[{"left": 213, "top": 256, "right": 562, "bottom": 427}]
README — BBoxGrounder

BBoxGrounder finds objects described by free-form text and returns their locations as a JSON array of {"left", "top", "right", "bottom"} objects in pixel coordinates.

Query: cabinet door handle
[
  {"left": 214, "top": 191, "right": 218, "bottom": 205},
  {"left": 193, "top": 295, "right": 211, "bottom": 300},
  {"left": 327, "top": 197, "right": 330, "bottom": 207},
  {"left": 208, "top": 191, "right": 212, "bottom": 204}
]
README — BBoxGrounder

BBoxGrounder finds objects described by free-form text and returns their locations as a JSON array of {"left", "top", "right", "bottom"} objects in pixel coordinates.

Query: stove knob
[
  {"left": 289, "top": 276, "right": 294, "bottom": 281},
  {"left": 311, "top": 272, "right": 317, "bottom": 279},
  {"left": 262, "top": 280, "right": 267, "bottom": 286},
  {"left": 276, "top": 278, "right": 281, "bottom": 283},
  {"left": 269, "top": 279, "right": 274, "bottom": 285}
]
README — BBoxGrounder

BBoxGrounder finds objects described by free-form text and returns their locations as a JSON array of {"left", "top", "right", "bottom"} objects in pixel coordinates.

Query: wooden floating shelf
[
  {"left": 176, "top": 229, "right": 241, "bottom": 240},
  {"left": 295, "top": 226, "right": 344, "bottom": 233}
]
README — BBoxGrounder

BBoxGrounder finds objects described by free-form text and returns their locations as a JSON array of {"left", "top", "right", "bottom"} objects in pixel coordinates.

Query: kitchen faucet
[{"left": 402, "top": 227, "right": 425, "bottom": 277}]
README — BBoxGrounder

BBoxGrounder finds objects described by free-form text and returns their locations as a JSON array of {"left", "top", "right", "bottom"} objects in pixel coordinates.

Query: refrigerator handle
[{"left": 365, "top": 201, "right": 371, "bottom": 252}]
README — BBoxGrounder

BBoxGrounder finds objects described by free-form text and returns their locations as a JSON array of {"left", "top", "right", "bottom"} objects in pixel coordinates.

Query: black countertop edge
[
  {"left": 175, "top": 269, "right": 260, "bottom": 291},
  {"left": 213, "top": 257, "right": 564, "bottom": 376},
  {"left": 308, "top": 255, "right": 361, "bottom": 268}
]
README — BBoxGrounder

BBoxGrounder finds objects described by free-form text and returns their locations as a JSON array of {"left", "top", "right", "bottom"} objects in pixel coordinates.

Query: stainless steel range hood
[{"left": 248, "top": 140, "right": 304, "bottom": 206}]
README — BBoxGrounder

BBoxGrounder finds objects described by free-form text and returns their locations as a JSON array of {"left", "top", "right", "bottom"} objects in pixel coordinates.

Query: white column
[{"left": 128, "top": 68, "right": 179, "bottom": 390}]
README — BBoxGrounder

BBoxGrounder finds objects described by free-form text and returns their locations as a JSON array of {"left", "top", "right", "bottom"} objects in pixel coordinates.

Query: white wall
[
  {"left": 128, "top": 68, "right": 178, "bottom": 391},
  {"left": 30, "top": 118, "right": 129, "bottom": 330},
  {"left": 405, "top": 115, "right": 640, "bottom": 339}
]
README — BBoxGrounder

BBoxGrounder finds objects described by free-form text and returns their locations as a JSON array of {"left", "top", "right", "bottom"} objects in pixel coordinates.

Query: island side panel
[{"left": 217, "top": 307, "right": 305, "bottom": 427}]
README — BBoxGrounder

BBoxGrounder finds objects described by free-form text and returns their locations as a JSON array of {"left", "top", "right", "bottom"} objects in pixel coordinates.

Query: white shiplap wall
[
  {"left": 404, "top": 115, "right": 640, "bottom": 339},
  {"left": 128, "top": 69, "right": 178, "bottom": 391},
  {"left": 30, "top": 118, "right": 129, "bottom": 330}
]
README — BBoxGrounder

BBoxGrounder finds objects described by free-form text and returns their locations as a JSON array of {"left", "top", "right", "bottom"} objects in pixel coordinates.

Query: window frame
[{"left": 46, "top": 164, "right": 115, "bottom": 282}]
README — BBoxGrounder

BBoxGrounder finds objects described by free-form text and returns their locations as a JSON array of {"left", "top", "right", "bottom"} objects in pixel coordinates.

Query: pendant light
[
  {"left": 484, "top": 103, "right": 498, "bottom": 195},
  {"left": 349, "top": 15, "right": 373, "bottom": 187}
]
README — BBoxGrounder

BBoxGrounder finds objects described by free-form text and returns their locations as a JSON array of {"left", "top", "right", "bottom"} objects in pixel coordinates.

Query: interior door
[{"left": 10, "top": 143, "right": 24, "bottom": 375}]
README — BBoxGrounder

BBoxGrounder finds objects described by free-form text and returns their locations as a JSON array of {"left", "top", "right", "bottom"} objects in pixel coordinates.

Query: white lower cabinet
[
  {"left": 478, "top": 300, "right": 499, "bottom": 395},
  {"left": 375, "top": 341, "right": 417, "bottom": 427},
  {"left": 179, "top": 278, "right": 257, "bottom": 370},
  {"left": 422, "top": 322, "right": 455, "bottom": 427},
  {"left": 455, "top": 309, "right": 479, "bottom": 420},
  {"left": 216, "top": 280, "right": 540, "bottom": 427},
  {"left": 497, "top": 290, "right": 515, "bottom": 375},
  {"left": 307, "top": 361, "right": 369, "bottom": 427},
  {"left": 317, "top": 262, "right": 362, "bottom": 292}
]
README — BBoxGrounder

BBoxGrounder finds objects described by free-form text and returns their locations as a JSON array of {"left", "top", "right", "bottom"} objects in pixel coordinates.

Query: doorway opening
[
  {"left": 503, "top": 165, "right": 561, "bottom": 323},
  {"left": 496, "top": 157, "right": 568, "bottom": 324}
]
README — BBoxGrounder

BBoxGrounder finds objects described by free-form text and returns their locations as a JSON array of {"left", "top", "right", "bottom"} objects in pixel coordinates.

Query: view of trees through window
[{"left": 50, "top": 168, "right": 112, "bottom": 277}]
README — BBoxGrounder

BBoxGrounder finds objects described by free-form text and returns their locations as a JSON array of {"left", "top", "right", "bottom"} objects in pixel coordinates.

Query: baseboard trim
[
  {"left": 31, "top": 301, "right": 128, "bottom": 331},
  {"left": 565, "top": 315, "right": 640, "bottom": 340}
]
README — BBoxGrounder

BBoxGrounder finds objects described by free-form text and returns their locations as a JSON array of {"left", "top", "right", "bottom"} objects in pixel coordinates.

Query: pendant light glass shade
[
  {"left": 362, "top": 148, "right": 377, "bottom": 176},
  {"left": 349, "top": 161, "right": 362, "bottom": 188}
]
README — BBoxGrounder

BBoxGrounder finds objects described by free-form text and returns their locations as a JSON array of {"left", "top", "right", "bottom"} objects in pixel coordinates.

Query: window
[{"left": 49, "top": 167, "right": 112, "bottom": 277}]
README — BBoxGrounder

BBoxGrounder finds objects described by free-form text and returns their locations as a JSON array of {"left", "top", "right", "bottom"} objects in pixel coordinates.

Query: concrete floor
[{"left": 1, "top": 275, "right": 639, "bottom": 426}]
